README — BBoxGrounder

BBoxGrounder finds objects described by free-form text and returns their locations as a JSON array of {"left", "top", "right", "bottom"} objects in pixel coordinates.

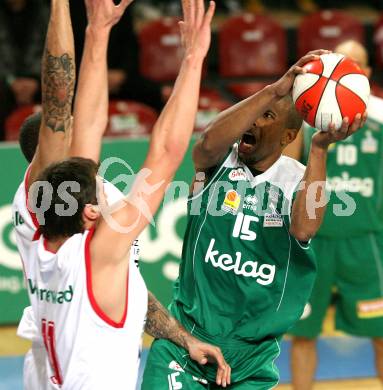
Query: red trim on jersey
[
  {"left": 24, "top": 166, "right": 41, "bottom": 241},
  {"left": 85, "top": 229, "right": 129, "bottom": 328},
  {"left": 48, "top": 321, "right": 63, "bottom": 385},
  {"left": 43, "top": 239, "right": 58, "bottom": 254}
]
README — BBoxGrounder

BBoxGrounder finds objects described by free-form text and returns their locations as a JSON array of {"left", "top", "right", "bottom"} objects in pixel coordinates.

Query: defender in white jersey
[
  {"left": 13, "top": 0, "right": 230, "bottom": 389},
  {"left": 14, "top": 169, "right": 147, "bottom": 389},
  {"left": 15, "top": 171, "right": 145, "bottom": 389}
]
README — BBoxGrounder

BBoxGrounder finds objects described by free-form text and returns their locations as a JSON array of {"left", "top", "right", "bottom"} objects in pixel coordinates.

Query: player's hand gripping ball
[{"left": 292, "top": 53, "right": 370, "bottom": 131}]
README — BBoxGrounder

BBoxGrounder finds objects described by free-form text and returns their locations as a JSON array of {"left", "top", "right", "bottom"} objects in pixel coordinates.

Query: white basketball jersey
[{"left": 14, "top": 169, "right": 147, "bottom": 390}]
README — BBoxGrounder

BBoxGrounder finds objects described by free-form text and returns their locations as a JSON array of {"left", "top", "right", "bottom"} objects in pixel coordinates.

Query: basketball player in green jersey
[
  {"left": 142, "top": 47, "right": 366, "bottom": 388},
  {"left": 286, "top": 40, "right": 383, "bottom": 390}
]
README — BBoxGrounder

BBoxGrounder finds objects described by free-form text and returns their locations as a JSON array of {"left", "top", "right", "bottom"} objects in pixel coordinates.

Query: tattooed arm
[
  {"left": 28, "top": 0, "right": 75, "bottom": 188},
  {"left": 145, "top": 292, "right": 231, "bottom": 387},
  {"left": 145, "top": 292, "right": 190, "bottom": 349}
]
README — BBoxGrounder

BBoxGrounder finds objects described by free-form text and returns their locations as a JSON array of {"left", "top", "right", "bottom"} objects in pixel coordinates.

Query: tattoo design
[
  {"left": 42, "top": 50, "right": 75, "bottom": 132},
  {"left": 145, "top": 292, "right": 189, "bottom": 350}
]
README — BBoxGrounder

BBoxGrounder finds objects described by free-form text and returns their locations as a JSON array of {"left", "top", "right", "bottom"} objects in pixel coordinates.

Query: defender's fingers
[
  {"left": 210, "top": 347, "right": 226, "bottom": 370},
  {"left": 178, "top": 20, "right": 186, "bottom": 38},
  {"left": 202, "top": 1, "right": 216, "bottom": 29},
  {"left": 196, "top": 0, "right": 205, "bottom": 26},
  {"left": 182, "top": 0, "right": 194, "bottom": 24},
  {"left": 118, "top": 0, "right": 134, "bottom": 10},
  {"left": 227, "top": 364, "right": 232, "bottom": 385},
  {"left": 215, "top": 364, "right": 229, "bottom": 387}
]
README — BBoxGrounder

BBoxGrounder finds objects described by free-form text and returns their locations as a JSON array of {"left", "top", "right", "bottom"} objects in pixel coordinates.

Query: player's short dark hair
[
  {"left": 19, "top": 112, "right": 42, "bottom": 163},
  {"left": 282, "top": 95, "right": 303, "bottom": 131},
  {"left": 35, "top": 157, "right": 99, "bottom": 240}
]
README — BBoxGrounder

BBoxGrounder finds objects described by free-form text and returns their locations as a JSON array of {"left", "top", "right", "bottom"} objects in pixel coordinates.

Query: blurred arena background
[{"left": 1, "top": 0, "right": 383, "bottom": 388}]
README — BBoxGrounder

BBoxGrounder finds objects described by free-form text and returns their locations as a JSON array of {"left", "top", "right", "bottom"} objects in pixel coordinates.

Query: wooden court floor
[
  {"left": 1, "top": 307, "right": 382, "bottom": 389},
  {"left": 278, "top": 379, "right": 382, "bottom": 389}
]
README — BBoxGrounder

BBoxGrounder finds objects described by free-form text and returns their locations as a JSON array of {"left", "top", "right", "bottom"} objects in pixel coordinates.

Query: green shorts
[
  {"left": 289, "top": 232, "right": 383, "bottom": 339},
  {"left": 141, "top": 337, "right": 281, "bottom": 390}
]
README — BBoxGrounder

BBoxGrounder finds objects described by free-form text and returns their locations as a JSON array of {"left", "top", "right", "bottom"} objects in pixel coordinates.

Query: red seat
[
  {"left": 195, "top": 96, "right": 232, "bottom": 133},
  {"left": 228, "top": 81, "right": 271, "bottom": 100},
  {"left": 106, "top": 100, "right": 158, "bottom": 138},
  {"left": 374, "top": 14, "right": 383, "bottom": 69},
  {"left": 160, "top": 87, "right": 231, "bottom": 132},
  {"left": 161, "top": 85, "right": 223, "bottom": 102},
  {"left": 371, "top": 83, "right": 383, "bottom": 100},
  {"left": 298, "top": 10, "right": 364, "bottom": 57},
  {"left": 219, "top": 13, "right": 287, "bottom": 78},
  {"left": 139, "top": 17, "right": 183, "bottom": 82},
  {"left": 5, "top": 104, "right": 42, "bottom": 141}
]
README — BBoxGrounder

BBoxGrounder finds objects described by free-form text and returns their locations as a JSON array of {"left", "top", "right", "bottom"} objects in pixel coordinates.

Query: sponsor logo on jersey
[
  {"left": 243, "top": 194, "right": 258, "bottom": 212},
  {"left": 326, "top": 173, "right": 374, "bottom": 197},
  {"left": 357, "top": 298, "right": 383, "bottom": 319},
  {"left": 205, "top": 238, "right": 276, "bottom": 285},
  {"left": 28, "top": 279, "right": 73, "bottom": 304},
  {"left": 263, "top": 213, "right": 283, "bottom": 227},
  {"left": 228, "top": 168, "right": 247, "bottom": 181},
  {"left": 222, "top": 190, "right": 241, "bottom": 214},
  {"left": 361, "top": 130, "right": 378, "bottom": 154},
  {"left": 131, "top": 239, "right": 140, "bottom": 268}
]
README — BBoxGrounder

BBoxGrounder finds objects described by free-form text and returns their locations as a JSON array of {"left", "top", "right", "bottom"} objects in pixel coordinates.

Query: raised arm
[
  {"left": 146, "top": 292, "right": 231, "bottom": 387},
  {"left": 290, "top": 114, "right": 366, "bottom": 242},
  {"left": 28, "top": 0, "right": 75, "bottom": 187},
  {"left": 92, "top": 0, "right": 215, "bottom": 261},
  {"left": 70, "top": 0, "right": 133, "bottom": 162},
  {"left": 193, "top": 50, "right": 330, "bottom": 172}
]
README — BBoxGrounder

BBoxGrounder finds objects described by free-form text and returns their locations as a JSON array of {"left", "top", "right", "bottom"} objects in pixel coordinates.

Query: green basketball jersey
[
  {"left": 302, "top": 95, "right": 383, "bottom": 238},
  {"left": 171, "top": 145, "right": 316, "bottom": 346}
]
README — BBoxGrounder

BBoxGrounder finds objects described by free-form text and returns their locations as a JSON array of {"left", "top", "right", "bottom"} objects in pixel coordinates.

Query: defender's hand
[
  {"left": 272, "top": 49, "right": 331, "bottom": 98},
  {"left": 179, "top": 0, "right": 215, "bottom": 60},
  {"left": 186, "top": 336, "right": 231, "bottom": 387},
  {"left": 312, "top": 111, "right": 368, "bottom": 150},
  {"left": 85, "top": 0, "right": 134, "bottom": 30}
]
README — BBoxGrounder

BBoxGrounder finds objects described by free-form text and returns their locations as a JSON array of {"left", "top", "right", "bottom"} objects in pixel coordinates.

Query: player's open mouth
[{"left": 239, "top": 132, "right": 257, "bottom": 153}]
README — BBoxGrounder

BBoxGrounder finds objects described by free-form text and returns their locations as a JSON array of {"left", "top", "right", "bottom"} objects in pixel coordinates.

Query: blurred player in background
[
  {"left": 286, "top": 40, "right": 383, "bottom": 389},
  {"left": 142, "top": 46, "right": 366, "bottom": 388},
  {"left": 13, "top": 0, "right": 230, "bottom": 388}
]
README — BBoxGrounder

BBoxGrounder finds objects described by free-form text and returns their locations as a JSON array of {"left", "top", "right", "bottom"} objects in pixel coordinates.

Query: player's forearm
[
  {"left": 71, "top": 26, "right": 110, "bottom": 161},
  {"left": 41, "top": 0, "right": 75, "bottom": 135},
  {"left": 148, "top": 54, "right": 204, "bottom": 165},
  {"left": 290, "top": 144, "right": 328, "bottom": 241},
  {"left": 29, "top": 0, "right": 75, "bottom": 186},
  {"left": 195, "top": 85, "right": 280, "bottom": 165},
  {"left": 145, "top": 292, "right": 193, "bottom": 350}
]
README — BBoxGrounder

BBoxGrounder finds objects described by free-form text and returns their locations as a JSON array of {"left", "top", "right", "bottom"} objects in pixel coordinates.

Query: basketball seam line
[
  {"left": 293, "top": 57, "right": 325, "bottom": 104},
  {"left": 335, "top": 83, "right": 366, "bottom": 119},
  {"left": 334, "top": 71, "right": 365, "bottom": 84},
  {"left": 312, "top": 56, "right": 344, "bottom": 127}
]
